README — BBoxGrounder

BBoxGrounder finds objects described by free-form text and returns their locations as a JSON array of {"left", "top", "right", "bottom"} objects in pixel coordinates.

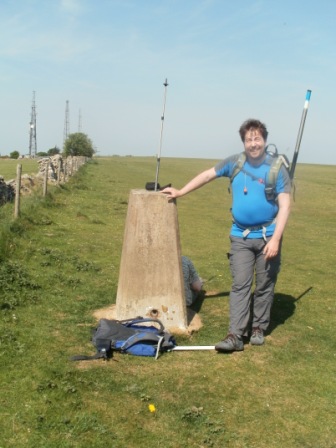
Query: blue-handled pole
[
  {"left": 289, "top": 89, "right": 312, "bottom": 180},
  {"left": 154, "top": 78, "right": 168, "bottom": 191}
]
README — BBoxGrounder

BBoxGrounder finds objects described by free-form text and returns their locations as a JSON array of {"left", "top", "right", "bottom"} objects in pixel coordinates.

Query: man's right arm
[{"left": 161, "top": 167, "right": 217, "bottom": 199}]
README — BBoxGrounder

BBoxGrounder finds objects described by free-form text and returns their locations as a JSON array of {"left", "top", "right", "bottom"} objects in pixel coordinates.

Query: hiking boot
[
  {"left": 215, "top": 334, "right": 244, "bottom": 352},
  {"left": 250, "top": 327, "right": 264, "bottom": 346}
]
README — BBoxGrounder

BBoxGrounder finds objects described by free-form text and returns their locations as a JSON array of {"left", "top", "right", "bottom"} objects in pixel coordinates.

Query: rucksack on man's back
[
  {"left": 229, "top": 144, "right": 290, "bottom": 201},
  {"left": 70, "top": 317, "right": 176, "bottom": 361}
]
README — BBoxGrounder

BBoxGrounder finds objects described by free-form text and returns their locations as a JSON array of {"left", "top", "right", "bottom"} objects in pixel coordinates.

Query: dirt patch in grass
[{"left": 92, "top": 304, "right": 203, "bottom": 334}]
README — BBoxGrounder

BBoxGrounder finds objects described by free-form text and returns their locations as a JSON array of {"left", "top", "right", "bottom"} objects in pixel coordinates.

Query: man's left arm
[{"left": 263, "top": 192, "right": 291, "bottom": 260}]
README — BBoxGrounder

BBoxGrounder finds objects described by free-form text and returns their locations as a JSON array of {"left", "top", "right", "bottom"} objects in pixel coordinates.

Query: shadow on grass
[
  {"left": 188, "top": 286, "right": 313, "bottom": 335},
  {"left": 189, "top": 289, "right": 230, "bottom": 314},
  {"left": 268, "top": 286, "right": 313, "bottom": 335}
]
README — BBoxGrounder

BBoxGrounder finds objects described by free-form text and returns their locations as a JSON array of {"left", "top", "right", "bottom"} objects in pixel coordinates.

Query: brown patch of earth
[{"left": 92, "top": 304, "right": 203, "bottom": 335}]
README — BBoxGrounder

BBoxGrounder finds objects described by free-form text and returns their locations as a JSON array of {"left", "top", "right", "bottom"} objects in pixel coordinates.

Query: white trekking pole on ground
[
  {"left": 154, "top": 78, "right": 168, "bottom": 191},
  {"left": 170, "top": 346, "right": 216, "bottom": 351}
]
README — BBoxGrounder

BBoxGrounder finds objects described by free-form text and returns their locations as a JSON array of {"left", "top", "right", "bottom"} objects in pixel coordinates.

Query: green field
[
  {"left": 0, "top": 157, "right": 335, "bottom": 447},
  {"left": 0, "top": 158, "right": 40, "bottom": 180}
]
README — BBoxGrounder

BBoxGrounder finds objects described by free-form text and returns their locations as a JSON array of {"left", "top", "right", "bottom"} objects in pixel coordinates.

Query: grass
[
  {"left": 0, "top": 158, "right": 40, "bottom": 179},
  {"left": 0, "top": 156, "right": 335, "bottom": 448}
]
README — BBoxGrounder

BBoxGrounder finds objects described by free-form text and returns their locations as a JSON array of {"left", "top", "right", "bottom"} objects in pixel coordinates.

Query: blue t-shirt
[{"left": 215, "top": 153, "right": 291, "bottom": 238}]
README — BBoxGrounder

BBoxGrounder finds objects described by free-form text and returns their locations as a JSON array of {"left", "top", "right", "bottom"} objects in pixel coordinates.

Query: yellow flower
[{"left": 148, "top": 404, "right": 156, "bottom": 413}]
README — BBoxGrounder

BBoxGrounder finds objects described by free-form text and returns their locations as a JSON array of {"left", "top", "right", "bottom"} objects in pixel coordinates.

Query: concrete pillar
[{"left": 116, "top": 189, "right": 188, "bottom": 331}]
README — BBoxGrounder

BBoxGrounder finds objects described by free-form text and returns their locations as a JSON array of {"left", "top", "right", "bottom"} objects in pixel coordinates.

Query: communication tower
[
  {"left": 28, "top": 91, "right": 37, "bottom": 157},
  {"left": 63, "top": 100, "right": 70, "bottom": 145},
  {"left": 78, "top": 108, "right": 82, "bottom": 132}
]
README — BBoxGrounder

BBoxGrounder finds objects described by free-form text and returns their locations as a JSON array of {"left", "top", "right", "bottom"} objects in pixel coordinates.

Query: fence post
[
  {"left": 43, "top": 161, "right": 49, "bottom": 197},
  {"left": 14, "top": 164, "right": 22, "bottom": 218}
]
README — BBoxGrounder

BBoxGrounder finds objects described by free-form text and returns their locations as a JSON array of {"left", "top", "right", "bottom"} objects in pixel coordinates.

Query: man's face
[{"left": 244, "top": 129, "right": 266, "bottom": 164}]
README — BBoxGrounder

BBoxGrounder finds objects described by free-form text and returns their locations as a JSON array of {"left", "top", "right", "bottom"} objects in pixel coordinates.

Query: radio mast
[
  {"left": 28, "top": 91, "right": 37, "bottom": 157},
  {"left": 78, "top": 108, "right": 82, "bottom": 132},
  {"left": 63, "top": 100, "right": 70, "bottom": 145}
]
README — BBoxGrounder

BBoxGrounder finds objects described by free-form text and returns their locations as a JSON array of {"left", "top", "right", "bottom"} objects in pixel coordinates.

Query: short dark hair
[{"left": 239, "top": 119, "right": 268, "bottom": 142}]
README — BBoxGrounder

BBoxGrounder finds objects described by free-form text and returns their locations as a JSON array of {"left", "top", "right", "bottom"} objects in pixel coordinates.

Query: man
[
  {"left": 182, "top": 256, "right": 203, "bottom": 307},
  {"left": 162, "top": 119, "right": 291, "bottom": 352}
]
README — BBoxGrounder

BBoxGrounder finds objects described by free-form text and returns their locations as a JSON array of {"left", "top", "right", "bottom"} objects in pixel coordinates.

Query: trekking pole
[
  {"left": 170, "top": 346, "right": 215, "bottom": 351},
  {"left": 154, "top": 78, "right": 169, "bottom": 191},
  {"left": 289, "top": 89, "right": 312, "bottom": 181}
]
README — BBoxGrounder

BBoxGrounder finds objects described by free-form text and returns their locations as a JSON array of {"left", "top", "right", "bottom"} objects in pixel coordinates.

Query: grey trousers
[{"left": 228, "top": 236, "right": 281, "bottom": 336}]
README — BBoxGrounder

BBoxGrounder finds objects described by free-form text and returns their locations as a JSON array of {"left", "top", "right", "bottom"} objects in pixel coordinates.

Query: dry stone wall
[
  {"left": 0, "top": 156, "right": 89, "bottom": 204},
  {"left": 36, "top": 155, "right": 88, "bottom": 182},
  {"left": 0, "top": 176, "right": 15, "bottom": 205}
]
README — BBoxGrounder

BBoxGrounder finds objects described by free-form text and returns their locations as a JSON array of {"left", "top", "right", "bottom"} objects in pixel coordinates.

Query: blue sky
[{"left": 1, "top": 0, "right": 335, "bottom": 165}]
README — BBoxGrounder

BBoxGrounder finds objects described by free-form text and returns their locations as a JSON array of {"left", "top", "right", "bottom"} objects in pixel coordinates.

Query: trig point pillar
[{"left": 116, "top": 189, "right": 188, "bottom": 331}]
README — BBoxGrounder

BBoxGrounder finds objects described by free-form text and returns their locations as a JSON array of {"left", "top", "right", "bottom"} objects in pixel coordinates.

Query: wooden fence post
[
  {"left": 14, "top": 164, "right": 22, "bottom": 218},
  {"left": 43, "top": 161, "right": 49, "bottom": 197}
]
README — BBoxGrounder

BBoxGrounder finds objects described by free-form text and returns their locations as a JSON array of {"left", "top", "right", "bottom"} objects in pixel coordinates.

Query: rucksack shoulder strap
[
  {"left": 268, "top": 155, "right": 290, "bottom": 184},
  {"left": 265, "top": 155, "right": 290, "bottom": 201},
  {"left": 120, "top": 330, "right": 176, "bottom": 359},
  {"left": 69, "top": 338, "right": 111, "bottom": 361},
  {"left": 120, "top": 331, "right": 163, "bottom": 351},
  {"left": 120, "top": 317, "right": 165, "bottom": 333},
  {"left": 230, "top": 152, "right": 246, "bottom": 183}
]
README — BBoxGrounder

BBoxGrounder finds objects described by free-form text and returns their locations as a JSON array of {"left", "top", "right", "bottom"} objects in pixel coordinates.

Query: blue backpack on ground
[{"left": 70, "top": 317, "right": 176, "bottom": 361}]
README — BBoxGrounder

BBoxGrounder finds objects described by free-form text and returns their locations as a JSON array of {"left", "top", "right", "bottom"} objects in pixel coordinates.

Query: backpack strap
[
  {"left": 69, "top": 338, "right": 111, "bottom": 361},
  {"left": 120, "top": 317, "right": 165, "bottom": 333},
  {"left": 265, "top": 155, "right": 290, "bottom": 201},
  {"left": 119, "top": 330, "right": 176, "bottom": 359},
  {"left": 234, "top": 218, "right": 277, "bottom": 242},
  {"left": 230, "top": 150, "right": 290, "bottom": 201},
  {"left": 120, "top": 331, "right": 164, "bottom": 352},
  {"left": 229, "top": 152, "right": 246, "bottom": 192}
]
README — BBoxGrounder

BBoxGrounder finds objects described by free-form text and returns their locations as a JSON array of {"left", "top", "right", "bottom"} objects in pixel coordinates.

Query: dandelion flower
[{"left": 148, "top": 404, "right": 156, "bottom": 413}]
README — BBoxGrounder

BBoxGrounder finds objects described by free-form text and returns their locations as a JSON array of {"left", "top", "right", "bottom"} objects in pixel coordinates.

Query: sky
[{"left": 1, "top": 0, "right": 335, "bottom": 165}]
